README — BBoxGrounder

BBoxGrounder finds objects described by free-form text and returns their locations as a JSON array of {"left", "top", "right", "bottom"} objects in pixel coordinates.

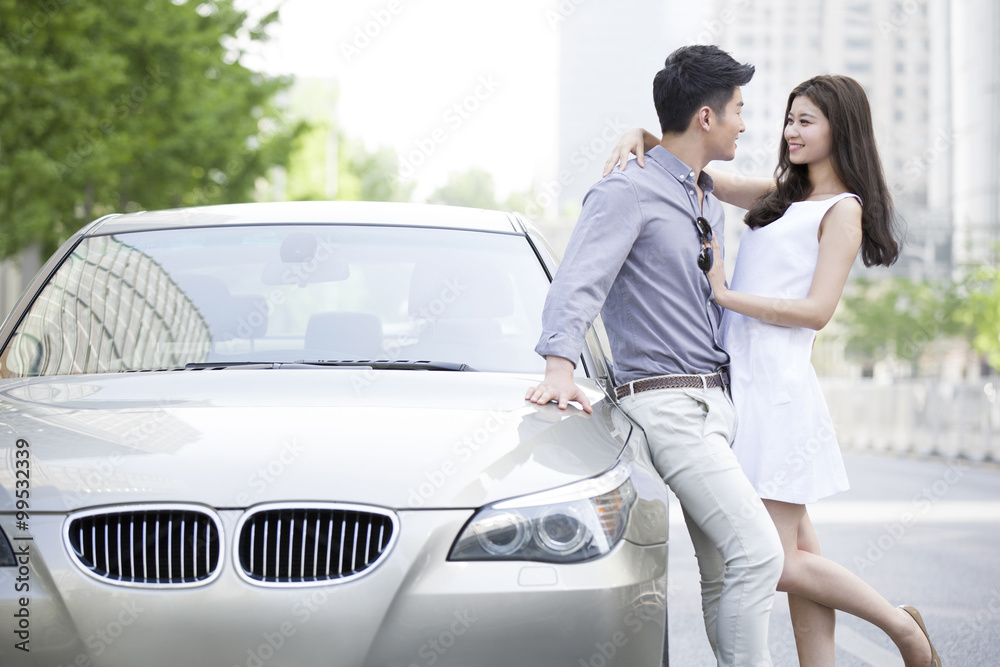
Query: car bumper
[{"left": 2, "top": 509, "right": 666, "bottom": 666}]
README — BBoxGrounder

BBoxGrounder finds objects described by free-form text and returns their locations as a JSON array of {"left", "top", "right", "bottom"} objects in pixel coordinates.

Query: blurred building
[
  {"left": 554, "top": 1, "right": 673, "bottom": 217},
  {"left": 0, "top": 236, "right": 211, "bottom": 377},
  {"left": 950, "top": 0, "right": 1000, "bottom": 271},
  {"left": 704, "top": 0, "right": 956, "bottom": 280}
]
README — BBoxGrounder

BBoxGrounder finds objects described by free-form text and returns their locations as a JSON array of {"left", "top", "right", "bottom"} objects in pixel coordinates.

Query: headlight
[{"left": 449, "top": 463, "right": 637, "bottom": 563}]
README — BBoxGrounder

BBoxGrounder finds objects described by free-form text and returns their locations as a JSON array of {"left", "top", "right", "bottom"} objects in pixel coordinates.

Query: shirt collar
[{"left": 646, "top": 145, "right": 715, "bottom": 196}]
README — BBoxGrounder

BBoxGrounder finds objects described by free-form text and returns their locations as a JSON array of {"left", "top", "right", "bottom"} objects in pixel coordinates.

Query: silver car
[{"left": 0, "top": 201, "right": 669, "bottom": 666}]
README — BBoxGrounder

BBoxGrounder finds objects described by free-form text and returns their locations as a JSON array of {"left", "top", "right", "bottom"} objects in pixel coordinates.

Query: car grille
[
  {"left": 65, "top": 505, "right": 223, "bottom": 587},
  {"left": 236, "top": 504, "right": 397, "bottom": 586}
]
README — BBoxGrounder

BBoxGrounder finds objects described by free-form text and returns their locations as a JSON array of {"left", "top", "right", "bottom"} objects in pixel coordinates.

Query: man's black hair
[{"left": 653, "top": 45, "right": 755, "bottom": 134}]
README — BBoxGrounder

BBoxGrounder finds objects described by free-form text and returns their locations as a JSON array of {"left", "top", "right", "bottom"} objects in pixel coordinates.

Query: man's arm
[{"left": 526, "top": 173, "right": 644, "bottom": 412}]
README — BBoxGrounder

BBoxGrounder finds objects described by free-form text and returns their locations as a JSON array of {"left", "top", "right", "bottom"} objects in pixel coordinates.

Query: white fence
[{"left": 821, "top": 377, "right": 1000, "bottom": 461}]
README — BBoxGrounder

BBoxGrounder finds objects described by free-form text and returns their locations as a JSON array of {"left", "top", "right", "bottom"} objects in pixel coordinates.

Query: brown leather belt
[{"left": 615, "top": 370, "right": 730, "bottom": 400}]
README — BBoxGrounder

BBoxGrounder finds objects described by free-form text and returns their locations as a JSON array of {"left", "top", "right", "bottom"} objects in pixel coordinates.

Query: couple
[{"left": 526, "top": 45, "right": 941, "bottom": 667}]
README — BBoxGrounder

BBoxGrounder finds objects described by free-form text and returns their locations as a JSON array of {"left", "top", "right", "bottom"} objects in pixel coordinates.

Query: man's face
[{"left": 709, "top": 87, "right": 745, "bottom": 161}]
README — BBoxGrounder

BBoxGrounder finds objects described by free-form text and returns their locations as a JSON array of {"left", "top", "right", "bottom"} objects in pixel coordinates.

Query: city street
[{"left": 665, "top": 451, "right": 1000, "bottom": 666}]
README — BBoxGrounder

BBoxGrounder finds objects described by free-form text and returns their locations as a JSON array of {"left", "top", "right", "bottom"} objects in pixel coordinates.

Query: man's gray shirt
[{"left": 535, "top": 146, "right": 730, "bottom": 386}]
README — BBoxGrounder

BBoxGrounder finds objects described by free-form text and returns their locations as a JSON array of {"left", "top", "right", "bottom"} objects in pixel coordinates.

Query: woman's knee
[{"left": 775, "top": 552, "right": 809, "bottom": 593}]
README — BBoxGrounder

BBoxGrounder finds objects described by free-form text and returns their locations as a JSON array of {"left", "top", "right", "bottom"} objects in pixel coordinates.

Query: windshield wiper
[
  {"left": 123, "top": 360, "right": 476, "bottom": 372},
  {"left": 183, "top": 362, "right": 282, "bottom": 370},
  {"left": 292, "top": 359, "right": 476, "bottom": 372},
  {"left": 120, "top": 362, "right": 281, "bottom": 372}
]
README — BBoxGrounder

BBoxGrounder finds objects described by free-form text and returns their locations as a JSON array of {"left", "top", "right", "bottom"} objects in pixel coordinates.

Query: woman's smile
[{"left": 784, "top": 95, "right": 831, "bottom": 164}]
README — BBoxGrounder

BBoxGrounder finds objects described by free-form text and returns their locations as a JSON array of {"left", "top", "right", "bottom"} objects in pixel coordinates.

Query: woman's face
[{"left": 784, "top": 94, "right": 832, "bottom": 166}]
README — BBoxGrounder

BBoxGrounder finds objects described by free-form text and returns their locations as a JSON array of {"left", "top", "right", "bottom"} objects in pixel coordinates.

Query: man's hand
[{"left": 525, "top": 356, "right": 593, "bottom": 414}]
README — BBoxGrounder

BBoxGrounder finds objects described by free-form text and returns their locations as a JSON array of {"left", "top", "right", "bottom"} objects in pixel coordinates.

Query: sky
[
  {"left": 242, "top": 0, "right": 709, "bottom": 203},
  {"left": 244, "top": 0, "right": 577, "bottom": 201}
]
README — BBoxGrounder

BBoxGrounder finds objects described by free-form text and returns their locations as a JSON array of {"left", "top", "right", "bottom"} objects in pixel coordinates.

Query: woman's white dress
[{"left": 721, "top": 193, "right": 859, "bottom": 504}]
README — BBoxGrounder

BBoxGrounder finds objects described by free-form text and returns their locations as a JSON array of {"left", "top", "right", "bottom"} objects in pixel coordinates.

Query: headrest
[
  {"left": 407, "top": 256, "right": 513, "bottom": 319},
  {"left": 175, "top": 275, "right": 267, "bottom": 340}
]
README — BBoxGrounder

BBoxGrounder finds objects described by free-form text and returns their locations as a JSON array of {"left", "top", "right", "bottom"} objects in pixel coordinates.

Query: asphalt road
[{"left": 665, "top": 451, "right": 1000, "bottom": 666}]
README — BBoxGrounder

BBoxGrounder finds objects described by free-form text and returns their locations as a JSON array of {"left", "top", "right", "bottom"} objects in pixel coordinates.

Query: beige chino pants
[{"left": 620, "top": 385, "right": 783, "bottom": 667}]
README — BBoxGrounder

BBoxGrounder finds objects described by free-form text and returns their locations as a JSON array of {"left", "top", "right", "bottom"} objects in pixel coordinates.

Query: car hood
[{"left": 0, "top": 369, "right": 628, "bottom": 512}]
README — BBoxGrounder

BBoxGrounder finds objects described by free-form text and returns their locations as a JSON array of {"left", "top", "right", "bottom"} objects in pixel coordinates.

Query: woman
[{"left": 604, "top": 75, "right": 941, "bottom": 667}]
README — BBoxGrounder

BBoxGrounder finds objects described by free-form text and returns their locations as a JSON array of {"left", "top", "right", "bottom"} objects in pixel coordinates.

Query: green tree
[
  {"left": 427, "top": 167, "right": 499, "bottom": 209},
  {"left": 336, "top": 137, "right": 413, "bottom": 203},
  {"left": 957, "top": 258, "right": 1000, "bottom": 370},
  {"left": 426, "top": 170, "right": 546, "bottom": 215},
  {"left": 500, "top": 184, "right": 541, "bottom": 216},
  {"left": 0, "top": 0, "right": 305, "bottom": 259},
  {"left": 280, "top": 79, "right": 412, "bottom": 203},
  {"left": 841, "top": 277, "right": 971, "bottom": 375}
]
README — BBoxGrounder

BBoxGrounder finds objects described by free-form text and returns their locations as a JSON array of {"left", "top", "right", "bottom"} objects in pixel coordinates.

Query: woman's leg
[
  {"left": 781, "top": 509, "right": 836, "bottom": 666},
  {"left": 762, "top": 499, "right": 934, "bottom": 667}
]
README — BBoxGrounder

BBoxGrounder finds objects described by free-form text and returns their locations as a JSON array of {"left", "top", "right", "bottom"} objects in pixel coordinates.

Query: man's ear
[{"left": 696, "top": 106, "right": 713, "bottom": 132}]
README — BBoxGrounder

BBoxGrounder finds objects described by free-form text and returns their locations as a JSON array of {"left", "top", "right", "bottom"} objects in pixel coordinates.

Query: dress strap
[
  {"left": 825, "top": 192, "right": 862, "bottom": 207},
  {"left": 807, "top": 193, "right": 862, "bottom": 222},
  {"left": 814, "top": 193, "right": 862, "bottom": 239}
]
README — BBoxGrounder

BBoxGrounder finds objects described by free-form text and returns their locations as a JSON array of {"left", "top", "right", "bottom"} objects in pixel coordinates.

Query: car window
[{"left": 0, "top": 225, "right": 551, "bottom": 377}]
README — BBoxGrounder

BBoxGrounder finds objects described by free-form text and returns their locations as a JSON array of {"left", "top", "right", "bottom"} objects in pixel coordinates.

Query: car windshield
[{"left": 0, "top": 224, "right": 550, "bottom": 377}]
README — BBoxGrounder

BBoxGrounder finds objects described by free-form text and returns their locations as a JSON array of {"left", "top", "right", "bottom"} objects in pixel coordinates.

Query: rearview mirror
[{"left": 261, "top": 232, "right": 350, "bottom": 285}]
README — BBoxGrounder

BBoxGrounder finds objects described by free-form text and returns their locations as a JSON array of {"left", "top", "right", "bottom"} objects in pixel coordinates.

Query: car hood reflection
[{"left": 0, "top": 370, "right": 627, "bottom": 512}]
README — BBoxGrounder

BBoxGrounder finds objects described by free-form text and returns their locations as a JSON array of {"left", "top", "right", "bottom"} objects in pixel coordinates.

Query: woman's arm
[
  {"left": 706, "top": 197, "right": 863, "bottom": 330},
  {"left": 704, "top": 168, "right": 776, "bottom": 210},
  {"left": 602, "top": 128, "right": 776, "bottom": 209}
]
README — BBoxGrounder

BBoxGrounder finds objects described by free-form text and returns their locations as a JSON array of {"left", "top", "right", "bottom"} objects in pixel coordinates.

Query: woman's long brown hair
[{"left": 744, "top": 75, "right": 901, "bottom": 267}]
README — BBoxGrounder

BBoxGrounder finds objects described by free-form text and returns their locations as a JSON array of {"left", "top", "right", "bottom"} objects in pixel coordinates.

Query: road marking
[
  {"left": 808, "top": 501, "right": 1000, "bottom": 523},
  {"left": 667, "top": 500, "right": 1000, "bottom": 524},
  {"left": 835, "top": 625, "right": 903, "bottom": 666}
]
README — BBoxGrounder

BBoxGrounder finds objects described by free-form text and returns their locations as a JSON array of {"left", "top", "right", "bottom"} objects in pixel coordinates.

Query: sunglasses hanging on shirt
[{"left": 694, "top": 216, "right": 713, "bottom": 273}]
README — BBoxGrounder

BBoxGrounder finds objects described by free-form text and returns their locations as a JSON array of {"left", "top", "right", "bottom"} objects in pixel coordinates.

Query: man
[{"left": 526, "top": 45, "right": 783, "bottom": 667}]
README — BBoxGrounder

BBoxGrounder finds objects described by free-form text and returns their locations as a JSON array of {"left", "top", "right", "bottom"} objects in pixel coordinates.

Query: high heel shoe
[{"left": 899, "top": 605, "right": 942, "bottom": 667}]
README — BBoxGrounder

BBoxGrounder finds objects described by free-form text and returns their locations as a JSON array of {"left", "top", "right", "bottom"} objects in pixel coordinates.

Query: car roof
[{"left": 85, "top": 201, "right": 524, "bottom": 235}]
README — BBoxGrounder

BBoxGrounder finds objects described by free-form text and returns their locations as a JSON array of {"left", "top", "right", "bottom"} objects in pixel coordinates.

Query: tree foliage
[
  {"left": 956, "top": 258, "right": 1000, "bottom": 370},
  {"left": 278, "top": 79, "right": 412, "bottom": 204},
  {"left": 427, "top": 167, "right": 500, "bottom": 210},
  {"left": 425, "top": 166, "right": 544, "bottom": 214},
  {"left": 841, "top": 276, "right": 974, "bottom": 374},
  {"left": 0, "top": 0, "right": 305, "bottom": 259},
  {"left": 336, "top": 137, "right": 413, "bottom": 203}
]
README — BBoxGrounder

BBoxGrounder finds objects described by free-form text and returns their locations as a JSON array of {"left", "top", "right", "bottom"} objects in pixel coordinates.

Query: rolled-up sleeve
[{"left": 535, "top": 173, "right": 644, "bottom": 364}]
